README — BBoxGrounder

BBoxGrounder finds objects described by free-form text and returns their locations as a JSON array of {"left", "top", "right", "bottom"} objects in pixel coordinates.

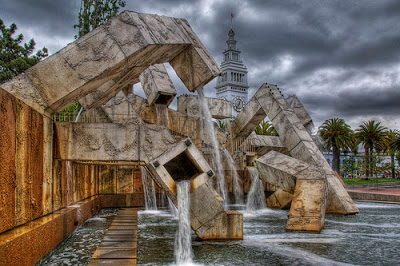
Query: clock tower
[{"left": 215, "top": 28, "right": 249, "bottom": 117}]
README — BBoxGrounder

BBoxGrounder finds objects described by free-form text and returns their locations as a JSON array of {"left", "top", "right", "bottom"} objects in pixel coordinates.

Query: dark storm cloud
[{"left": 1, "top": 0, "right": 399, "bottom": 129}]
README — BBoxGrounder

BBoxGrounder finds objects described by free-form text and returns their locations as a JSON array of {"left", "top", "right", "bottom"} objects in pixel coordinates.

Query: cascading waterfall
[
  {"left": 197, "top": 86, "right": 228, "bottom": 206},
  {"left": 156, "top": 104, "right": 170, "bottom": 128},
  {"left": 141, "top": 166, "right": 157, "bottom": 210},
  {"left": 174, "top": 181, "right": 193, "bottom": 265},
  {"left": 66, "top": 161, "right": 72, "bottom": 205},
  {"left": 246, "top": 167, "right": 266, "bottom": 211},
  {"left": 168, "top": 197, "right": 179, "bottom": 218},
  {"left": 223, "top": 148, "right": 244, "bottom": 205}
]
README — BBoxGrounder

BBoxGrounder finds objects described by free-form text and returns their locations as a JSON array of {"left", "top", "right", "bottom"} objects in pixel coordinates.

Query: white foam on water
[
  {"left": 325, "top": 219, "right": 400, "bottom": 228},
  {"left": 87, "top": 217, "right": 106, "bottom": 223},
  {"left": 246, "top": 167, "right": 266, "bottom": 211}
]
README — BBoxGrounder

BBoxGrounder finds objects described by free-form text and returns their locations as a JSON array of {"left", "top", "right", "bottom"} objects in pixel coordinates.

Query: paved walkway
[
  {"left": 347, "top": 186, "right": 400, "bottom": 195},
  {"left": 89, "top": 208, "right": 138, "bottom": 265}
]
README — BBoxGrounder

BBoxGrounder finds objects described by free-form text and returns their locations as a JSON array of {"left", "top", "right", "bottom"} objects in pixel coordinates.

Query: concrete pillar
[{"left": 146, "top": 138, "right": 243, "bottom": 240}]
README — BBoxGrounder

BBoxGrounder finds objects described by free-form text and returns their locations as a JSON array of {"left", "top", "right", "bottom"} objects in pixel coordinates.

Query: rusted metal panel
[
  {"left": 117, "top": 166, "right": 134, "bottom": 194},
  {"left": 15, "top": 101, "right": 32, "bottom": 226},
  {"left": 30, "top": 110, "right": 44, "bottom": 220},
  {"left": 42, "top": 116, "right": 53, "bottom": 215},
  {"left": 0, "top": 89, "right": 17, "bottom": 234},
  {"left": 133, "top": 167, "right": 144, "bottom": 194},
  {"left": 52, "top": 160, "right": 62, "bottom": 211},
  {"left": 99, "top": 165, "right": 116, "bottom": 194}
]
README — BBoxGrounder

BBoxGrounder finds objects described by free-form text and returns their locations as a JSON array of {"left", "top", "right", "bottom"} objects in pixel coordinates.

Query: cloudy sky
[{"left": 1, "top": 0, "right": 399, "bottom": 131}]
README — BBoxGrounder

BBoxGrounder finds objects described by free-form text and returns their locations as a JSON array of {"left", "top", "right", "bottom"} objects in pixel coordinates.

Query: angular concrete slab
[
  {"left": 256, "top": 151, "right": 327, "bottom": 233},
  {"left": 246, "top": 132, "right": 288, "bottom": 156},
  {"left": 1, "top": 11, "right": 220, "bottom": 116},
  {"left": 140, "top": 64, "right": 177, "bottom": 106},
  {"left": 146, "top": 138, "right": 243, "bottom": 240},
  {"left": 177, "top": 94, "right": 232, "bottom": 119},
  {"left": 286, "top": 179, "right": 327, "bottom": 233},
  {"left": 229, "top": 82, "right": 358, "bottom": 215},
  {"left": 286, "top": 94, "right": 314, "bottom": 134}
]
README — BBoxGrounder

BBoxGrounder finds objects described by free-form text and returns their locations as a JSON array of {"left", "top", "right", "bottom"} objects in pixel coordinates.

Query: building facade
[{"left": 215, "top": 29, "right": 249, "bottom": 117}]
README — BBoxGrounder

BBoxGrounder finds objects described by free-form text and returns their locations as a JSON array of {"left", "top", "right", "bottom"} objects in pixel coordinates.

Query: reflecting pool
[{"left": 138, "top": 202, "right": 400, "bottom": 265}]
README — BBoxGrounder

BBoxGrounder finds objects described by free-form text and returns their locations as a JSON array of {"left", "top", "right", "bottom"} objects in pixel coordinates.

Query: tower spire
[{"left": 230, "top": 13, "right": 234, "bottom": 29}]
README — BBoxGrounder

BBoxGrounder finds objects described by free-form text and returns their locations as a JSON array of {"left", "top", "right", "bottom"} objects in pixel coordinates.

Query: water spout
[
  {"left": 141, "top": 166, "right": 157, "bottom": 210},
  {"left": 174, "top": 181, "right": 193, "bottom": 265},
  {"left": 197, "top": 86, "right": 228, "bottom": 206},
  {"left": 223, "top": 148, "right": 244, "bottom": 205},
  {"left": 246, "top": 167, "right": 266, "bottom": 211}
]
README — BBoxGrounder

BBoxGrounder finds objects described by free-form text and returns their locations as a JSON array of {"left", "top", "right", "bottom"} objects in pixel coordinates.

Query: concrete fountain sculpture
[{"left": 0, "top": 9, "right": 358, "bottom": 265}]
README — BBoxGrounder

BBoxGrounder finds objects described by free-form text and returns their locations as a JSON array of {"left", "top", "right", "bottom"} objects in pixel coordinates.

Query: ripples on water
[
  {"left": 35, "top": 208, "right": 118, "bottom": 266},
  {"left": 138, "top": 202, "right": 400, "bottom": 265}
]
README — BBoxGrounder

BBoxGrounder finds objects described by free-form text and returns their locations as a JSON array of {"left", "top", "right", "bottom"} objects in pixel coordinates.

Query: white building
[{"left": 215, "top": 28, "right": 249, "bottom": 117}]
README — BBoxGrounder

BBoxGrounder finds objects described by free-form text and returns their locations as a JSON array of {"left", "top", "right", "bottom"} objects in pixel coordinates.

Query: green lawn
[{"left": 343, "top": 178, "right": 400, "bottom": 185}]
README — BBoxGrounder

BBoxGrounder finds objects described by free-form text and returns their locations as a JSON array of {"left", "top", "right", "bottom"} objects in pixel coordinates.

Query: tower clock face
[{"left": 233, "top": 96, "right": 244, "bottom": 112}]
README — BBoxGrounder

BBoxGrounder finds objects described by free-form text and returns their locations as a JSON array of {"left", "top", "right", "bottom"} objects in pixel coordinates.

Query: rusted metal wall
[
  {"left": 0, "top": 89, "right": 45, "bottom": 234},
  {"left": 0, "top": 89, "right": 17, "bottom": 234}
]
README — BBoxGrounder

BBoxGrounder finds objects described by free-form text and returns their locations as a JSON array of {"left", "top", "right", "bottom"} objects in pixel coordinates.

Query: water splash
[
  {"left": 156, "top": 104, "right": 169, "bottom": 128},
  {"left": 174, "top": 181, "right": 193, "bottom": 265},
  {"left": 197, "top": 86, "right": 228, "bottom": 206},
  {"left": 246, "top": 167, "right": 266, "bottom": 211},
  {"left": 223, "top": 148, "right": 244, "bottom": 205},
  {"left": 141, "top": 166, "right": 157, "bottom": 210},
  {"left": 168, "top": 197, "right": 179, "bottom": 219}
]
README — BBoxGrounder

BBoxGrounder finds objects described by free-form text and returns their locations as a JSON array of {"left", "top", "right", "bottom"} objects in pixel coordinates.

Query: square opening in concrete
[
  {"left": 164, "top": 150, "right": 202, "bottom": 182},
  {"left": 155, "top": 93, "right": 175, "bottom": 105}
]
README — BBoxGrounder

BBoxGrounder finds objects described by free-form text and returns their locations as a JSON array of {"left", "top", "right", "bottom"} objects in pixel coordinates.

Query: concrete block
[
  {"left": 54, "top": 123, "right": 140, "bottom": 161},
  {"left": 140, "top": 64, "right": 177, "bottom": 106},
  {"left": 266, "top": 188, "right": 292, "bottom": 209},
  {"left": 246, "top": 132, "right": 288, "bottom": 156},
  {"left": 194, "top": 210, "right": 243, "bottom": 240},
  {"left": 177, "top": 95, "right": 232, "bottom": 119},
  {"left": 286, "top": 94, "right": 314, "bottom": 134},
  {"left": 286, "top": 179, "right": 327, "bottom": 233}
]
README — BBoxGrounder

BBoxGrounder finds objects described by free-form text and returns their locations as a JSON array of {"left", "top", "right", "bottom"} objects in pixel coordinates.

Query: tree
[
  {"left": 74, "top": 0, "right": 126, "bottom": 39},
  {"left": 383, "top": 129, "right": 399, "bottom": 178},
  {"left": 255, "top": 120, "right": 278, "bottom": 136},
  {"left": 319, "top": 118, "right": 354, "bottom": 174},
  {"left": 355, "top": 120, "right": 387, "bottom": 177},
  {"left": 0, "top": 19, "right": 48, "bottom": 83}
]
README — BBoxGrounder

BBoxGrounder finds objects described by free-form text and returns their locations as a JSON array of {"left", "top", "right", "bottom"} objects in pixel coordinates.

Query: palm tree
[
  {"left": 214, "top": 120, "right": 228, "bottom": 130},
  {"left": 255, "top": 120, "right": 278, "bottom": 136},
  {"left": 319, "top": 118, "right": 354, "bottom": 174},
  {"left": 355, "top": 120, "right": 387, "bottom": 177}
]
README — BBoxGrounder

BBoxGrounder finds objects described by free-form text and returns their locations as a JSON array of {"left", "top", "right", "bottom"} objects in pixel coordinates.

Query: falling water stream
[
  {"left": 141, "top": 166, "right": 157, "bottom": 210},
  {"left": 197, "top": 86, "right": 228, "bottom": 206},
  {"left": 223, "top": 148, "right": 244, "bottom": 205},
  {"left": 174, "top": 181, "right": 193, "bottom": 265},
  {"left": 246, "top": 167, "right": 266, "bottom": 211}
]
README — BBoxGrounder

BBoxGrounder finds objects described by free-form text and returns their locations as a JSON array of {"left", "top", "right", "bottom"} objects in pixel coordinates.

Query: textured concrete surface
[
  {"left": 177, "top": 94, "right": 232, "bottom": 119},
  {"left": 229, "top": 83, "right": 358, "bottom": 215},
  {"left": 257, "top": 151, "right": 327, "bottom": 233},
  {"left": 0, "top": 11, "right": 220, "bottom": 116},
  {"left": 140, "top": 64, "right": 177, "bottom": 106},
  {"left": 147, "top": 138, "right": 244, "bottom": 240}
]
